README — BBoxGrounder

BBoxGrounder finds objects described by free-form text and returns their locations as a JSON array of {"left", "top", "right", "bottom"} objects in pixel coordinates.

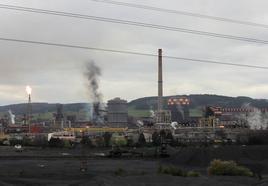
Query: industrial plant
[
  {"left": 0, "top": 49, "right": 267, "bottom": 150},
  {"left": 0, "top": 49, "right": 267, "bottom": 186}
]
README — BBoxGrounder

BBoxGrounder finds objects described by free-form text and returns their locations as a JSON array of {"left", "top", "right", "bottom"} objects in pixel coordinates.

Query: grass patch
[{"left": 208, "top": 159, "right": 253, "bottom": 177}]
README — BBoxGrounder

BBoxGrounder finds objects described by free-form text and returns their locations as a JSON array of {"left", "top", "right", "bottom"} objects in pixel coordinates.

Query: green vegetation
[
  {"left": 187, "top": 171, "right": 200, "bottom": 177},
  {"left": 128, "top": 107, "right": 150, "bottom": 117},
  {"left": 138, "top": 133, "right": 146, "bottom": 146},
  {"left": 32, "top": 112, "right": 54, "bottom": 121},
  {"left": 114, "top": 168, "right": 126, "bottom": 176},
  {"left": 208, "top": 159, "right": 253, "bottom": 177},
  {"left": 111, "top": 136, "right": 127, "bottom": 146},
  {"left": 158, "top": 165, "right": 200, "bottom": 177},
  {"left": 189, "top": 108, "right": 203, "bottom": 117},
  {"left": 48, "top": 138, "right": 64, "bottom": 148},
  {"left": 2, "top": 94, "right": 268, "bottom": 119}
]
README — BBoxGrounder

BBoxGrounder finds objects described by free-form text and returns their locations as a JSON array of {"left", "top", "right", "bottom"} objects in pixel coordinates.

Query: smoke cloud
[
  {"left": 8, "top": 109, "right": 15, "bottom": 124},
  {"left": 84, "top": 61, "right": 102, "bottom": 103},
  {"left": 176, "top": 104, "right": 185, "bottom": 121},
  {"left": 237, "top": 104, "right": 268, "bottom": 130},
  {"left": 84, "top": 61, "right": 103, "bottom": 123},
  {"left": 246, "top": 109, "right": 268, "bottom": 130}
]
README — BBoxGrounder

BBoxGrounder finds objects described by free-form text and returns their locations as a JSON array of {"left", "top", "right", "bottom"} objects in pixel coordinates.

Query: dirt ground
[{"left": 0, "top": 146, "right": 267, "bottom": 186}]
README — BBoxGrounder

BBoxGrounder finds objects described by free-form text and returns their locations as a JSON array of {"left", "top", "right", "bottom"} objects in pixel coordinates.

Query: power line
[
  {"left": 0, "top": 37, "right": 268, "bottom": 70},
  {"left": 90, "top": 0, "right": 268, "bottom": 29},
  {"left": 1, "top": 4, "right": 268, "bottom": 45}
]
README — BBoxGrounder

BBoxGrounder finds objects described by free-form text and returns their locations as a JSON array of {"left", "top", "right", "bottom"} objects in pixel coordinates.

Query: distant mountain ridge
[
  {"left": 128, "top": 94, "right": 268, "bottom": 110},
  {"left": 0, "top": 103, "right": 89, "bottom": 115},
  {"left": 0, "top": 94, "right": 268, "bottom": 115}
]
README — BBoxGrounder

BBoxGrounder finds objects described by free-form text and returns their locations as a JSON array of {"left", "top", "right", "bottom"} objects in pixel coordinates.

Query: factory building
[
  {"left": 167, "top": 97, "right": 190, "bottom": 122},
  {"left": 107, "top": 97, "right": 128, "bottom": 127}
]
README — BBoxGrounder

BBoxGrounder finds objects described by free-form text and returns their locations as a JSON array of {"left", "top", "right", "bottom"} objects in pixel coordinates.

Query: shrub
[
  {"left": 208, "top": 159, "right": 253, "bottom": 177},
  {"left": 187, "top": 171, "right": 200, "bottom": 177},
  {"left": 138, "top": 133, "right": 146, "bottom": 147},
  {"left": 9, "top": 139, "right": 22, "bottom": 146},
  {"left": 111, "top": 137, "right": 127, "bottom": 147},
  {"left": 63, "top": 140, "right": 72, "bottom": 148},
  {"left": 22, "top": 137, "right": 33, "bottom": 146},
  {"left": 95, "top": 136, "right": 105, "bottom": 147},
  {"left": 103, "top": 132, "right": 112, "bottom": 147},
  {"left": 152, "top": 132, "right": 161, "bottom": 146},
  {"left": 81, "top": 136, "right": 94, "bottom": 147},
  {"left": 158, "top": 165, "right": 163, "bottom": 174},
  {"left": 158, "top": 165, "right": 186, "bottom": 176},
  {"left": 140, "top": 171, "right": 147, "bottom": 175},
  {"left": 114, "top": 168, "right": 125, "bottom": 176},
  {"left": 32, "top": 136, "right": 48, "bottom": 147},
  {"left": 49, "top": 138, "right": 64, "bottom": 148}
]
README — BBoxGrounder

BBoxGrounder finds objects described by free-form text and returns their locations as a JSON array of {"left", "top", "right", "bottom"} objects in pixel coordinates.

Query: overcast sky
[{"left": 1, "top": 0, "right": 268, "bottom": 105}]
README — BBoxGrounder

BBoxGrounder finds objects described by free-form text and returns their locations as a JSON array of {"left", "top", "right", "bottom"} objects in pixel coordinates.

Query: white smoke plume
[
  {"left": 247, "top": 109, "right": 268, "bottom": 130},
  {"left": 8, "top": 109, "right": 15, "bottom": 124},
  {"left": 149, "top": 106, "right": 155, "bottom": 118},
  {"left": 238, "top": 104, "right": 268, "bottom": 130},
  {"left": 176, "top": 104, "right": 184, "bottom": 120}
]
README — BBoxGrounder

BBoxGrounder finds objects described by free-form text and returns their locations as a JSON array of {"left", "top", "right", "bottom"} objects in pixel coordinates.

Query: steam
[
  {"left": 26, "top": 85, "right": 32, "bottom": 95},
  {"left": 8, "top": 109, "right": 15, "bottom": 124},
  {"left": 171, "top": 122, "right": 178, "bottom": 129},
  {"left": 237, "top": 104, "right": 268, "bottom": 130},
  {"left": 149, "top": 106, "right": 155, "bottom": 118},
  {"left": 136, "top": 120, "right": 144, "bottom": 128},
  {"left": 246, "top": 109, "right": 268, "bottom": 130},
  {"left": 84, "top": 61, "right": 103, "bottom": 123},
  {"left": 176, "top": 104, "right": 184, "bottom": 120}
]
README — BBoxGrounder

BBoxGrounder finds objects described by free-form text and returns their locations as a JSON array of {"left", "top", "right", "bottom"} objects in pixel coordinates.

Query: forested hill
[
  {"left": 128, "top": 94, "right": 268, "bottom": 110},
  {"left": 0, "top": 94, "right": 268, "bottom": 115}
]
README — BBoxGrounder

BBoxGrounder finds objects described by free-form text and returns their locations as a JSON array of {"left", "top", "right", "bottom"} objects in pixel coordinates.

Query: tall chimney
[
  {"left": 158, "top": 49, "right": 163, "bottom": 113},
  {"left": 27, "top": 94, "right": 32, "bottom": 133}
]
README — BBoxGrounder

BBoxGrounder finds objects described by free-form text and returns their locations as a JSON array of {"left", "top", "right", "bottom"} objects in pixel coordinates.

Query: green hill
[{"left": 0, "top": 94, "right": 267, "bottom": 118}]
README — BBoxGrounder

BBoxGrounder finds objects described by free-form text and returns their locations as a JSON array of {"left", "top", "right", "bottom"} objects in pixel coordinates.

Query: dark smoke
[
  {"left": 85, "top": 61, "right": 102, "bottom": 103},
  {"left": 84, "top": 61, "right": 103, "bottom": 123}
]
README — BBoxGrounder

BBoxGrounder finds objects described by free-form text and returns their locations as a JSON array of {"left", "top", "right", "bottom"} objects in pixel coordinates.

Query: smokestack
[
  {"left": 26, "top": 85, "right": 32, "bottom": 132},
  {"left": 158, "top": 49, "right": 163, "bottom": 113},
  {"left": 27, "top": 93, "right": 32, "bottom": 132}
]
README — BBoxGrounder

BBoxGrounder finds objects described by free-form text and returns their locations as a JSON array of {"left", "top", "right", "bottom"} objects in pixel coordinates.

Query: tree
[
  {"left": 103, "top": 132, "right": 112, "bottom": 147},
  {"left": 126, "top": 138, "right": 134, "bottom": 147},
  {"left": 95, "top": 136, "right": 105, "bottom": 147},
  {"left": 49, "top": 138, "right": 64, "bottom": 148},
  {"left": 160, "top": 130, "right": 166, "bottom": 138},
  {"left": 166, "top": 131, "right": 174, "bottom": 145},
  {"left": 81, "top": 136, "right": 93, "bottom": 147},
  {"left": 138, "top": 133, "right": 146, "bottom": 146},
  {"left": 152, "top": 131, "right": 161, "bottom": 146}
]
